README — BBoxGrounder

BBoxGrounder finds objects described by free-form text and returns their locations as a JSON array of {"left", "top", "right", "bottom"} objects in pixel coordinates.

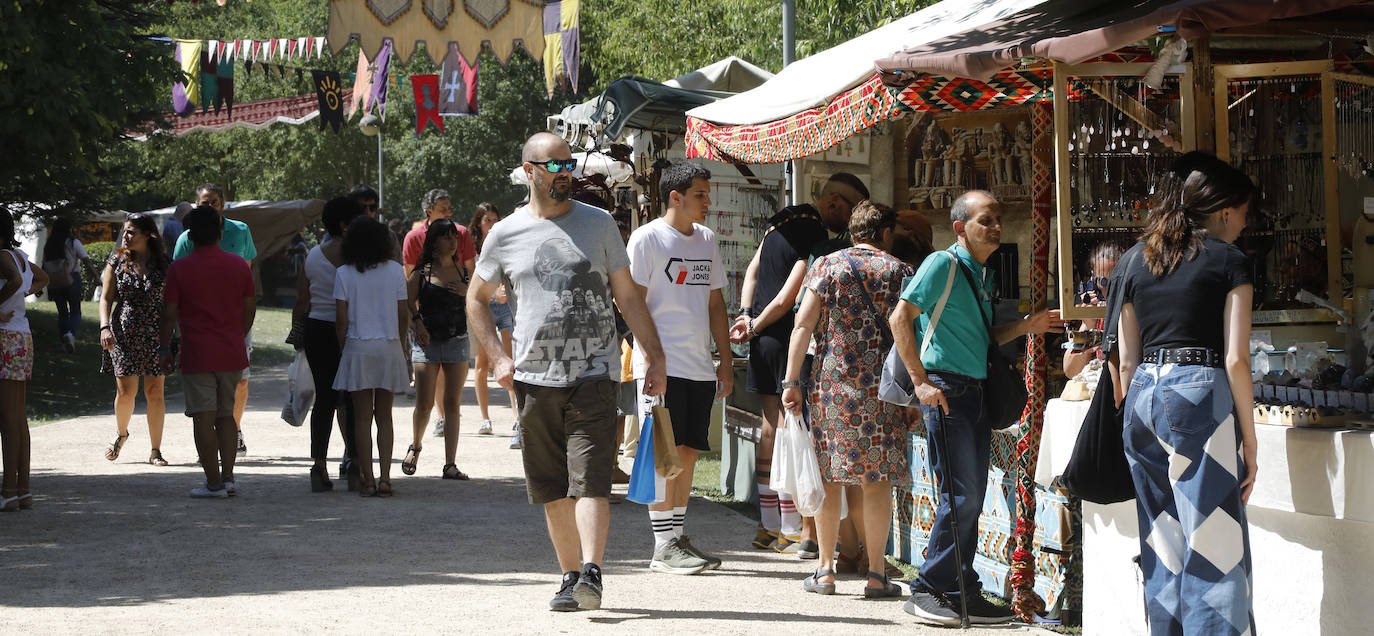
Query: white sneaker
[
  {"left": 62, "top": 332, "right": 75, "bottom": 353},
  {"left": 224, "top": 480, "right": 239, "bottom": 496},
  {"left": 509, "top": 425, "right": 522, "bottom": 450},
  {"left": 478, "top": 420, "right": 493, "bottom": 435},
  {"left": 431, "top": 418, "right": 445, "bottom": 437},
  {"left": 190, "top": 483, "right": 229, "bottom": 498}
]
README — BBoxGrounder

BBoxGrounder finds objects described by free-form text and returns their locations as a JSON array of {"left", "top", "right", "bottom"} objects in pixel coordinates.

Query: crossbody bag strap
[
  {"left": 920, "top": 251, "right": 959, "bottom": 357},
  {"left": 841, "top": 251, "right": 892, "bottom": 344}
]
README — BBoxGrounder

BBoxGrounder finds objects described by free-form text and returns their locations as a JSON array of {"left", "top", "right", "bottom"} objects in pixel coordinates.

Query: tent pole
[
  {"left": 376, "top": 132, "right": 384, "bottom": 211},
  {"left": 783, "top": 0, "right": 798, "bottom": 206}
]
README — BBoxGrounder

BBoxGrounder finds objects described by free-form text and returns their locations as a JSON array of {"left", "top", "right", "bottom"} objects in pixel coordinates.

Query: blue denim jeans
[
  {"left": 51, "top": 272, "right": 83, "bottom": 336},
  {"left": 915, "top": 371, "right": 992, "bottom": 597}
]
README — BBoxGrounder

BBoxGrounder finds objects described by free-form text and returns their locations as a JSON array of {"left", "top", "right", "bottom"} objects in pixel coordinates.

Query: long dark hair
[
  {"left": 417, "top": 218, "right": 462, "bottom": 275},
  {"left": 43, "top": 217, "right": 74, "bottom": 262},
  {"left": 341, "top": 216, "right": 394, "bottom": 272},
  {"left": 0, "top": 209, "right": 17, "bottom": 249},
  {"left": 1142, "top": 153, "right": 1254, "bottom": 276},
  {"left": 117, "top": 214, "right": 168, "bottom": 274},
  {"left": 468, "top": 202, "right": 498, "bottom": 252}
]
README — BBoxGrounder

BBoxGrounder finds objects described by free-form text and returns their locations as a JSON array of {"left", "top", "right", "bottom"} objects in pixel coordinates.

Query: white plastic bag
[
  {"left": 281, "top": 351, "right": 314, "bottom": 427},
  {"left": 769, "top": 411, "right": 825, "bottom": 516}
]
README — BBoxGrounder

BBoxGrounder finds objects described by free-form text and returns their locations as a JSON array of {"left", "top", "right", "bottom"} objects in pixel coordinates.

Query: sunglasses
[{"left": 529, "top": 158, "right": 578, "bottom": 173}]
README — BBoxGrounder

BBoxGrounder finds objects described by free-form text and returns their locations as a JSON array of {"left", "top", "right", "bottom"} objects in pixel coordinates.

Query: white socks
[
  {"left": 673, "top": 505, "right": 687, "bottom": 538},
  {"left": 650, "top": 509, "right": 675, "bottom": 551},
  {"left": 757, "top": 483, "right": 781, "bottom": 532},
  {"left": 779, "top": 494, "right": 802, "bottom": 538}
]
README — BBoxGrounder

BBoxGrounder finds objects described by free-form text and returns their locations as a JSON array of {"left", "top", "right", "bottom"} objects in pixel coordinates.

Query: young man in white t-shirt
[{"left": 626, "top": 162, "right": 734, "bottom": 575}]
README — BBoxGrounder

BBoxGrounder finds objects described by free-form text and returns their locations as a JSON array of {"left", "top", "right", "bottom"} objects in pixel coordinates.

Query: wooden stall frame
[
  {"left": 1214, "top": 60, "right": 1341, "bottom": 317},
  {"left": 1054, "top": 62, "right": 1195, "bottom": 321}
]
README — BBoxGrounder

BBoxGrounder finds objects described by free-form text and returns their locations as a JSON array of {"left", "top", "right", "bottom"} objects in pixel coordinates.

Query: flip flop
[
  {"left": 803, "top": 569, "right": 837, "bottom": 595},
  {"left": 401, "top": 445, "right": 420, "bottom": 476},
  {"left": 863, "top": 571, "right": 904, "bottom": 598}
]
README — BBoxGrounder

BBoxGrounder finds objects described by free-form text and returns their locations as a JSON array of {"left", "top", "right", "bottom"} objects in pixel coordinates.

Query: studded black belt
[{"left": 1147, "top": 347, "right": 1222, "bottom": 367}]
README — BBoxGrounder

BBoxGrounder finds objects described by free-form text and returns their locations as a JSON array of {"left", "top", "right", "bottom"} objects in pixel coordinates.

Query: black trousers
[{"left": 303, "top": 318, "right": 354, "bottom": 461}]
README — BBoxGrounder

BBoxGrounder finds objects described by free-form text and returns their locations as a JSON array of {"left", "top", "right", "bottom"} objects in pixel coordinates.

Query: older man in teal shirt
[
  {"left": 173, "top": 183, "right": 256, "bottom": 458},
  {"left": 888, "top": 190, "right": 1062, "bottom": 626}
]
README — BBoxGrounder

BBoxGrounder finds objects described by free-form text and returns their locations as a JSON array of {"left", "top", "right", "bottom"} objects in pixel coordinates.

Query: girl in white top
[
  {"left": 291, "top": 197, "right": 365, "bottom": 493},
  {"left": 332, "top": 216, "right": 408, "bottom": 497},
  {"left": 0, "top": 211, "right": 50, "bottom": 511}
]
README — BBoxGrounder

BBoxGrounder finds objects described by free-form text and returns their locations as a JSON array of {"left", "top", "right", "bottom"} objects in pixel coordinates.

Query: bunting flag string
[{"left": 181, "top": 36, "right": 327, "bottom": 64}]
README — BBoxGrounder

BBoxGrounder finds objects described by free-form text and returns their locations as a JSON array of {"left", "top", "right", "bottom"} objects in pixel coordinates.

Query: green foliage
[
  {"left": 580, "top": 0, "right": 939, "bottom": 90},
  {"left": 0, "top": 1, "right": 176, "bottom": 220}
]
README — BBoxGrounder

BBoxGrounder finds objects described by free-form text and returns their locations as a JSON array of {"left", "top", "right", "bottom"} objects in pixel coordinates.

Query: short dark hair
[
  {"left": 347, "top": 184, "right": 379, "bottom": 204},
  {"left": 827, "top": 173, "right": 870, "bottom": 201},
  {"left": 421, "top": 188, "right": 449, "bottom": 214},
  {"left": 185, "top": 205, "right": 222, "bottom": 247},
  {"left": 849, "top": 200, "right": 897, "bottom": 245},
  {"left": 0, "top": 209, "right": 16, "bottom": 249},
  {"left": 341, "top": 216, "right": 394, "bottom": 272},
  {"left": 322, "top": 197, "right": 366, "bottom": 237},
  {"left": 195, "top": 183, "right": 224, "bottom": 200},
  {"left": 659, "top": 162, "right": 711, "bottom": 205}
]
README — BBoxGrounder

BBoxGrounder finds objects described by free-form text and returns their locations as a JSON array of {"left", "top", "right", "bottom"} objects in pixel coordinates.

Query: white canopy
[
  {"left": 687, "top": 0, "right": 1046, "bottom": 126},
  {"left": 664, "top": 56, "right": 774, "bottom": 92}
]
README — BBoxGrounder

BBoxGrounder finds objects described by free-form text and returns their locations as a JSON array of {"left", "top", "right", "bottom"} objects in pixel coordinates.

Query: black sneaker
[
  {"left": 549, "top": 571, "right": 580, "bottom": 612},
  {"left": 904, "top": 590, "right": 961, "bottom": 627},
  {"left": 796, "top": 538, "right": 820, "bottom": 560},
  {"left": 572, "top": 563, "right": 603, "bottom": 610},
  {"left": 236, "top": 431, "right": 247, "bottom": 456},
  {"left": 963, "top": 592, "right": 1016, "bottom": 624}
]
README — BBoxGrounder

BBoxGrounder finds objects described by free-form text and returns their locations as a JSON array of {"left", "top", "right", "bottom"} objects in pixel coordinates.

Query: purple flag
[{"left": 368, "top": 40, "right": 393, "bottom": 118}]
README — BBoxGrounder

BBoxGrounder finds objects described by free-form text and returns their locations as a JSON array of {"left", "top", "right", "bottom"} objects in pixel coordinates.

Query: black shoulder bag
[{"left": 953, "top": 261, "right": 1027, "bottom": 430}]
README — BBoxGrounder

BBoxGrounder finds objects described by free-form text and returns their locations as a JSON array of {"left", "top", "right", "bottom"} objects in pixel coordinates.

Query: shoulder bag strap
[
  {"left": 841, "top": 251, "right": 892, "bottom": 344},
  {"left": 952, "top": 256, "right": 994, "bottom": 334},
  {"left": 921, "top": 251, "right": 959, "bottom": 357}
]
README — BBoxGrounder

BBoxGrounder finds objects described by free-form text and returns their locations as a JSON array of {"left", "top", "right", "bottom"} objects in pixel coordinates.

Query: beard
[{"left": 548, "top": 180, "right": 572, "bottom": 202}]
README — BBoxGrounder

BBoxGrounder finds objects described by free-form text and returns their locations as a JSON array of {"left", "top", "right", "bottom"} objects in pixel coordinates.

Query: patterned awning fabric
[{"left": 159, "top": 89, "right": 353, "bottom": 137}]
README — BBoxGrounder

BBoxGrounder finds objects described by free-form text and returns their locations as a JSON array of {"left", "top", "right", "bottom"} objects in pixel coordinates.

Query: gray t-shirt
[{"left": 475, "top": 201, "right": 629, "bottom": 387}]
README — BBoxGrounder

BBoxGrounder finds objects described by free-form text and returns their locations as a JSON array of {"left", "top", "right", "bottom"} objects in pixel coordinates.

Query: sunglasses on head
[{"left": 529, "top": 158, "right": 578, "bottom": 173}]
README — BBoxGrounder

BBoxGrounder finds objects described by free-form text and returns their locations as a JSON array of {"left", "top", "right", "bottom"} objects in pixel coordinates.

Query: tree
[{"left": 0, "top": 1, "right": 176, "bottom": 220}]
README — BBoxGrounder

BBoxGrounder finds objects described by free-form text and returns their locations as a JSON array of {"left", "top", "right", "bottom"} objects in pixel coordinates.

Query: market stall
[{"left": 686, "top": 0, "right": 1374, "bottom": 627}]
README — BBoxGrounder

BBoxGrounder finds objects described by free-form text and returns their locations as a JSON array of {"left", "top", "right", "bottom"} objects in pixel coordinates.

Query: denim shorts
[
  {"left": 411, "top": 335, "right": 470, "bottom": 365},
  {"left": 490, "top": 300, "right": 514, "bottom": 332}
]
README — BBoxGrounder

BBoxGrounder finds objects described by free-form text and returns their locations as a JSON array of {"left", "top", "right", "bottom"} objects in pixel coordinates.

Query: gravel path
[{"left": 1, "top": 362, "right": 1047, "bottom": 634}]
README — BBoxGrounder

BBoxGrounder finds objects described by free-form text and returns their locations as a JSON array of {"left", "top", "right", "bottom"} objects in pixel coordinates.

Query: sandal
[
  {"left": 803, "top": 568, "right": 837, "bottom": 595},
  {"left": 359, "top": 481, "right": 378, "bottom": 497},
  {"left": 863, "top": 571, "right": 904, "bottom": 598},
  {"left": 401, "top": 445, "right": 420, "bottom": 476},
  {"left": 148, "top": 448, "right": 168, "bottom": 466},
  {"left": 376, "top": 480, "right": 394, "bottom": 497},
  {"left": 441, "top": 463, "right": 469, "bottom": 480},
  {"left": 105, "top": 432, "right": 129, "bottom": 462}
]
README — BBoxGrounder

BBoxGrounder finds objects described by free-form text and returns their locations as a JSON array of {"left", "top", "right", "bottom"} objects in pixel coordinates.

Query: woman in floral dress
[
  {"left": 98, "top": 214, "right": 172, "bottom": 465},
  {"left": 782, "top": 201, "right": 913, "bottom": 598}
]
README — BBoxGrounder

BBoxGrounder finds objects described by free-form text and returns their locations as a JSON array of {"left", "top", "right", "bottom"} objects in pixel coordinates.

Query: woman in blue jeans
[
  {"left": 41, "top": 218, "right": 90, "bottom": 353},
  {"left": 1114, "top": 152, "right": 1258, "bottom": 635}
]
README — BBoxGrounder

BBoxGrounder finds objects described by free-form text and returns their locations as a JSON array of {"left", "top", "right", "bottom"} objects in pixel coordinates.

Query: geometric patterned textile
[
  {"left": 160, "top": 89, "right": 353, "bottom": 138},
  {"left": 891, "top": 414, "right": 1080, "bottom": 614},
  {"left": 1123, "top": 362, "right": 1255, "bottom": 635},
  {"left": 688, "top": 69, "right": 1061, "bottom": 164}
]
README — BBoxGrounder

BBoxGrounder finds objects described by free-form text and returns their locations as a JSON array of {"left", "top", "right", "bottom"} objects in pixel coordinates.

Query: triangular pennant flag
[
  {"left": 208, "top": 40, "right": 219, "bottom": 63},
  {"left": 369, "top": 40, "right": 393, "bottom": 118},
  {"left": 312, "top": 70, "right": 345, "bottom": 133},
  {"left": 412, "top": 74, "right": 443, "bottom": 136},
  {"left": 277, "top": 39, "right": 288, "bottom": 61},
  {"left": 251, "top": 40, "right": 261, "bottom": 62},
  {"left": 244, "top": 59, "right": 254, "bottom": 77},
  {"left": 199, "top": 49, "right": 217, "bottom": 113},
  {"left": 314, "top": 37, "right": 326, "bottom": 59},
  {"left": 295, "top": 67, "right": 304, "bottom": 83},
  {"left": 238, "top": 39, "right": 249, "bottom": 61},
  {"left": 297, "top": 37, "right": 309, "bottom": 60},
  {"left": 439, "top": 45, "right": 479, "bottom": 117},
  {"left": 172, "top": 40, "right": 202, "bottom": 116},
  {"left": 348, "top": 47, "right": 374, "bottom": 119}
]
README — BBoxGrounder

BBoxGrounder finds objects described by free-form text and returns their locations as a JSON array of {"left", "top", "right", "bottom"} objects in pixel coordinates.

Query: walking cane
[{"left": 932, "top": 408, "right": 971, "bottom": 629}]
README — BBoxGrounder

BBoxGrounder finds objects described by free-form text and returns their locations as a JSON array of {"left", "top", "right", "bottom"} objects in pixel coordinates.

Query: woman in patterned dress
[
  {"left": 98, "top": 214, "right": 172, "bottom": 465},
  {"left": 781, "top": 201, "right": 914, "bottom": 598}
]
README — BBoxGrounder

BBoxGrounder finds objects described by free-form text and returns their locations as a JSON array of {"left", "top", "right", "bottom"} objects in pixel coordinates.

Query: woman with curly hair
[
  {"left": 333, "top": 216, "right": 409, "bottom": 497},
  {"left": 98, "top": 214, "right": 173, "bottom": 465}
]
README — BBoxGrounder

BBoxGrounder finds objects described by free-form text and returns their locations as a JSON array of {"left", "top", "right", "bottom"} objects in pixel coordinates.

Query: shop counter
[{"left": 1039, "top": 397, "right": 1374, "bottom": 634}]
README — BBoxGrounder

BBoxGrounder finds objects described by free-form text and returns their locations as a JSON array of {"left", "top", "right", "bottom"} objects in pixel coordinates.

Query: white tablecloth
[{"left": 1037, "top": 398, "right": 1374, "bottom": 523}]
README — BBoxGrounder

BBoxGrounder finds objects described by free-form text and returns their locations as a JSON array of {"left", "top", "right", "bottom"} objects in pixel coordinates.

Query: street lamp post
[{"left": 359, "top": 114, "right": 384, "bottom": 210}]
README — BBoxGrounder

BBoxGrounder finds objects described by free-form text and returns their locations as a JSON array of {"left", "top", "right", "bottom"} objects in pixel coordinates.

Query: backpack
[{"left": 42, "top": 243, "right": 73, "bottom": 289}]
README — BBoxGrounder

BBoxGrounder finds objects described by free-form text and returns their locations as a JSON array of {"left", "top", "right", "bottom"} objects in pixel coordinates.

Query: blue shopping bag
[{"left": 626, "top": 410, "right": 664, "bottom": 504}]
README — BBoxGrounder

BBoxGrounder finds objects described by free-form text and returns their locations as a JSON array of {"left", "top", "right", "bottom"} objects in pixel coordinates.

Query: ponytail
[{"left": 1141, "top": 154, "right": 1255, "bottom": 277}]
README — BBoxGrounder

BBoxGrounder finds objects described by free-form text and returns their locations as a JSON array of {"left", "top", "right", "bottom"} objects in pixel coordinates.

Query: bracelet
[
  {"left": 99, "top": 325, "right": 112, "bottom": 332},
  {"left": 780, "top": 380, "right": 800, "bottom": 389},
  {"left": 740, "top": 307, "right": 753, "bottom": 318},
  {"left": 746, "top": 317, "right": 757, "bottom": 338}
]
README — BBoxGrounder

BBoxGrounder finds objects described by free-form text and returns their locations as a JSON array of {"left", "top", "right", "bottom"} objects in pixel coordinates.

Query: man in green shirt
[
  {"left": 172, "top": 183, "right": 257, "bottom": 457},
  {"left": 889, "top": 190, "right": 1061, "bottom": 626}
]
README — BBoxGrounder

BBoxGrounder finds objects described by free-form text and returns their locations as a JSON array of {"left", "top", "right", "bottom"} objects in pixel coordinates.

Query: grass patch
[
  {"left": 691, "top": 454, "right": 760, "bottom": 522},
  {"left": 23, "top": 302, "right": 295, "bottom": 426}
]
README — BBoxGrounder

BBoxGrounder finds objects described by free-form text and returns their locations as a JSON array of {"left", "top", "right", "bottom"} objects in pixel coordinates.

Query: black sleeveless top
[{"left": 417, "top": 263, "right": 467, "bottom": 341}]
